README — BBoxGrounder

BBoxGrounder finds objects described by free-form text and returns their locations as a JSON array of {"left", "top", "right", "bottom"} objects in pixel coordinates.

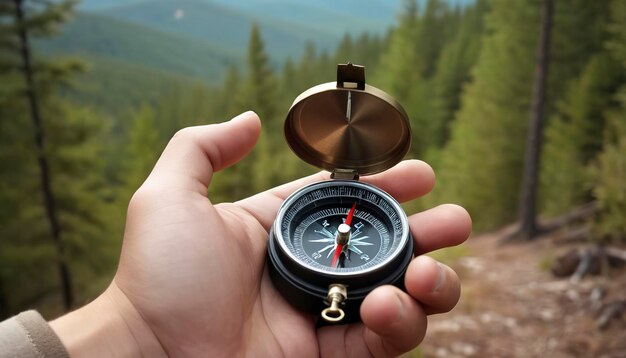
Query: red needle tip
[{"left": 345, "top": 202, "right": 357, "bottom": 226}]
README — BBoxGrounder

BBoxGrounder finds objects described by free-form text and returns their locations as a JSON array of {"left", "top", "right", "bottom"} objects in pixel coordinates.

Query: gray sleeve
[{"left": 0, "top": 310, "right": 69, "bottom": 358}]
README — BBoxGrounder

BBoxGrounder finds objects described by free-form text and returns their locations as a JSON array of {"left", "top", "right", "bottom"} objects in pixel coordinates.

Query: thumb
[{"left": 143, "top": 111, "right": 261, "bottom": 193}]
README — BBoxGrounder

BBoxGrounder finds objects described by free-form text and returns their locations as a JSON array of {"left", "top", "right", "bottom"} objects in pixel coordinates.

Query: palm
[{"left": 115, "top": 188, "right": 320, "bottom": 356}]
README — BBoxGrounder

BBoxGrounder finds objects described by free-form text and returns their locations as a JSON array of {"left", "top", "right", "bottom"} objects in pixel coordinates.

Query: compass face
[{"left": 274, "top": 180, "right": 410, "bottom": 276}]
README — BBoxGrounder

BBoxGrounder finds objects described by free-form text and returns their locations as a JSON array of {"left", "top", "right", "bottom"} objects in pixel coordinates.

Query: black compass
[{"left": 267, "top": 63, "right": 413, "bottom": 323}]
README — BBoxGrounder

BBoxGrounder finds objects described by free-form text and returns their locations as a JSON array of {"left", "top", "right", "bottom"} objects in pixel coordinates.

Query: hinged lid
[{"left": 284, "top": 63, "right": 412, "bottom": 177}]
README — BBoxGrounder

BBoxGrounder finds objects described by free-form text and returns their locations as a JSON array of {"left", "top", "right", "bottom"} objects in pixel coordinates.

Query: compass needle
[{"left": 331, "top": 203, "right": 356, "bottom": 268}]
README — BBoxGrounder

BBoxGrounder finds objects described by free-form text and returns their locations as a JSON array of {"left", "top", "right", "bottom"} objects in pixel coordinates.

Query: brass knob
[{"left": 321, "top": 284, "right": 347, "bottom": 322}]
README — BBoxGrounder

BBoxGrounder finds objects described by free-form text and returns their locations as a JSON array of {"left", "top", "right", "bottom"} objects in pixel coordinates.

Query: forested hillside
[
  {"left": 37, "top": 12, "right": 238, "bottom": 82},
  {"left": 1, "top": 3, "right": 625, "bottom": 352}
]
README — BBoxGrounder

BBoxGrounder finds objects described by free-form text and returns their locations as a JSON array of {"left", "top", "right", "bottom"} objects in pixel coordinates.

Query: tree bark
[
  {"left": 13, "top": 0, "right": 74, "bottom": 311},
  {"left": 516, "top": 0, "right": 554, "bottom": 240}
]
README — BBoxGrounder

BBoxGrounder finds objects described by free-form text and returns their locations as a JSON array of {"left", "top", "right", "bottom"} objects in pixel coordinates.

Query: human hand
[{"left": 51, "top": 111, "right": 471, "bottom": 357}]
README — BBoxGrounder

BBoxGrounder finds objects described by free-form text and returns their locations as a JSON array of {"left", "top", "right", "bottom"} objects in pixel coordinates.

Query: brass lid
[{"left": 284, "top": 64, "right": 411, "bottom": 177}]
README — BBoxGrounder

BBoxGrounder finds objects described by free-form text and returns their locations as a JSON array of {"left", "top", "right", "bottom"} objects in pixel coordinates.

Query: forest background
[{"left": 1, "top": 0, "right": 625, "bottom": 340}]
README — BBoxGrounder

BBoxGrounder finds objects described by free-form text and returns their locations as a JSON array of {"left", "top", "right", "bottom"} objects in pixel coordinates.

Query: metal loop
[{"left": 321, "top": 307, "right": 345, "bottom": 322}]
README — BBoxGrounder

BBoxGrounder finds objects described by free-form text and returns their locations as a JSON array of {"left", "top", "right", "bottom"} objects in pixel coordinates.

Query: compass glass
[{"left": 275, "top": 180, "right": 409, "bottom": 276}]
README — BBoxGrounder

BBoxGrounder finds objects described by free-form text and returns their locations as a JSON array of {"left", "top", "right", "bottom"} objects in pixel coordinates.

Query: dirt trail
[{"left": 418, "top": 227, "right": 626, "bottom": 358}]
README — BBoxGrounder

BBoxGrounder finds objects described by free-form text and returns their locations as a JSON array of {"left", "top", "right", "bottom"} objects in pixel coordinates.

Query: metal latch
[
  {"left": 331, "top": 168, "right": 359, "bottom": 180},
  {"left": 337, "top": 63, "right": 365, "bottom": 90}
]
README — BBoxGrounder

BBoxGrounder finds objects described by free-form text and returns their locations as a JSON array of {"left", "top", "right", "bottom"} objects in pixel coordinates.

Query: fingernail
[{"left": 432, "top": 263, "right": 445, "bottom": 293}]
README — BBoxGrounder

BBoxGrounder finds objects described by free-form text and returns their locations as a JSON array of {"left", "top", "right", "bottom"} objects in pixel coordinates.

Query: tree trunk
[
  {"left": 0, "top": 275, "right": 8, "bottom": 319},
  {"left": 13, "top": 0, "right": 74, "bottom": 311},
  {"left": 516, "top": 0, "right": 554, "bottom": 240}
]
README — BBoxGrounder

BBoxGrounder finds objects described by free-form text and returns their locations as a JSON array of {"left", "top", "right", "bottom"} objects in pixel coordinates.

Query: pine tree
[
  {"left": 516, "top": 0, "right": 554, "bottom": 240},
  {"left": 119, "top": 106, "right": 161, "bottom": 202},
  {"left": 0, "top": 0, "right": 113, "bottom": 315},
  {"left": 428, "top": 0, "right": 488, "bottom": 152},
  {"left": 547, "top": 0, "right": 611, "bottom": 105},
  {"left": 45, "top": 100, "right": 115, "bottom": 301},
  {"left": 588, "top": 0, "right": 626, "bottom": 243},
  {"left": 0, "top": 0, "right": 81, "bottom": 311},
  {"left": 414, "top": 0, "right": 449, "bottom": 78},
  {"left": 374, "top": 0, "right": 420, "bottom": 103},
  {"left": 432, "top": 0, "right": 542, "bottom": 230},
  {"left": 540, "top": 54, "right": 623, "bottom": 215},
  {"left": 211, "top": 24, "right": 281, "bottom": 201},
  {"left": 216, "top": 64, "right": 242, "bottom": 119},
  {"left": 590, "top": 113, "right": 626, "bottom": 242}
]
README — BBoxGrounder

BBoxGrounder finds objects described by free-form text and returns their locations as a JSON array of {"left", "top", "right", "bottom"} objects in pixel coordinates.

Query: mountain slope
[
  {"left": 97, "top": 0, "right": 344, "bottom": 61},
  {"left": 37, "top": 12, "right": 238, "bottom": 82},
  {"left": 214, "top": 0, "right": 399, "bottom": 33},
  {"left": 60, "top": 55, "right": 200, "bottom": 115}
]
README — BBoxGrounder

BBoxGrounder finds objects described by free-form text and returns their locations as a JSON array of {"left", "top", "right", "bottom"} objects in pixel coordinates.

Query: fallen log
[
  {"left": 551, "top": 245, "right": 626, "bottom": 279},
  {"left": 541, "top": 202, "right": 598, "bottom": 233},
  {"left": 597, "top": 300, "right": 625, "bottom": 330}
]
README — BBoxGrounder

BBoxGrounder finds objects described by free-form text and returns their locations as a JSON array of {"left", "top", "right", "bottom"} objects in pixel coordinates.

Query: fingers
[
  {"left": 317, "top": 256, "right": 461, "bottom": 357},
  {"left": 409, "top": 204, "right": 472, "bottom": 255},
  {"left": 236, "top": 159, "right": 435, "bottom": 231},
  {"left": 360, "top": 286, "right": 427, "bottom": 357},
  {"left": 142, "top": 111, "right": 261, "bottom": 194},
  {"left": 405, "top": 256, "right": 461, "bottom": 315},
  {"left": 358, "top": 257, "right": 460, "bottom": 357},
  {"left": 362, "top": 160, "right": 435, "bottom": 203}
]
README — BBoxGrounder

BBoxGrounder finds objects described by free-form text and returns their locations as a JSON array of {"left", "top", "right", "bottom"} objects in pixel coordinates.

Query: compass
[{"left": 267, "top": 63, "right": 413, "bottom": 323}]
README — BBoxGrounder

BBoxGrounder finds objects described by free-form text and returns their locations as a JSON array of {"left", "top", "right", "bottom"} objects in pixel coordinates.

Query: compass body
[
  {"left": 267, "top": 63, "right": 413, "bottom": 323},
  {"left": 268, "top": 180, "right": 413, "bottom": 322}
]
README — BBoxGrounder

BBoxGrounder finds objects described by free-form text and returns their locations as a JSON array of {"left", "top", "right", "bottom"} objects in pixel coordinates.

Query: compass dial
[
  {"left": 268, "top": 179, "right": 413, "bottom": 322},
  {"left": 296, "top": 206, "right": 383, "bottom": 269},
  {"left": 273, "top": 180, "right": 410, "bottom": 277}
]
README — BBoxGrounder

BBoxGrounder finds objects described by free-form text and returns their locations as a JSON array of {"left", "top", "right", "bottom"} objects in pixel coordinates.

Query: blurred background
[{"left": 1, "top": 0, "right": 625, "bottom": 356}]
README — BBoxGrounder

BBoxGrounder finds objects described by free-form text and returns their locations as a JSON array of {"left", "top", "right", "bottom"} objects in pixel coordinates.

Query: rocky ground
[{"left": 415, "top": 226, "right": 626, "bottom": 358}]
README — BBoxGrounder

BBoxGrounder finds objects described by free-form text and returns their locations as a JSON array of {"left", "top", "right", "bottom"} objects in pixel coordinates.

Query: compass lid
[{"left": 284, "top": 63, "right": 412, "bottom": 177}]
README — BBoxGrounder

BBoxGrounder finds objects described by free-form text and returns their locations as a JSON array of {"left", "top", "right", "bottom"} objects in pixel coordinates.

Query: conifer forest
[{"left": 1, "top": 0, "right": 625, "bottom": 356}]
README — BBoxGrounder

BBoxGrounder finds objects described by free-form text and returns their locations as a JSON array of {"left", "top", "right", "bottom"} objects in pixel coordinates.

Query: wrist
[{"left": 50, "top": 283, "right": 167, "bottom": 358}]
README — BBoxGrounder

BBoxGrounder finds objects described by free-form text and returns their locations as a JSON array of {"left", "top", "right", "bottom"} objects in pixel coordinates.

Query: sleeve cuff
[{"left": 0, "top": 310, "right": 69, "bottom": 358}]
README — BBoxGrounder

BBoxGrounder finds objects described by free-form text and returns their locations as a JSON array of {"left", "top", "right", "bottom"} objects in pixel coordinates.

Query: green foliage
[
  {"left": 45, "top": 100, "right": 118, "bottom": 288},
  {"left": 589, "top": 112, "right": 626, "bottom": 242},
  {"left": 61, "top": 55, "right": 200, "bottom": 117},
  {"left": 211, "top": 24, "right": 282, "bottom": 201},
  {"left": 374, "top": 0, "right": 488, "bottom": 161},
  {"left": 0, "top": 0, "right": 115, "bottom": 316},
  {"left": 119, "top": 106, "right": 161, "bottom": 201},
  {"left": 587, "top": 0, "right": 626, "bottom": 242},
  {"left": 0, "top": 95, "right": 114, "bottom": 315},
  {"left": 430, "top": 0, "right": 541, "bottom": 230},
  {"left": 540, "top": 54, "right": 623, "bottom": 215},
  {"left": 548, "top": 0, "right": 611, "bottom": 103},
  {"left": 374, "top": 0, "right": 421, "bottom": 103},
  {"left": 428, "top": 0, "right": 488, "bottom": 151}
]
